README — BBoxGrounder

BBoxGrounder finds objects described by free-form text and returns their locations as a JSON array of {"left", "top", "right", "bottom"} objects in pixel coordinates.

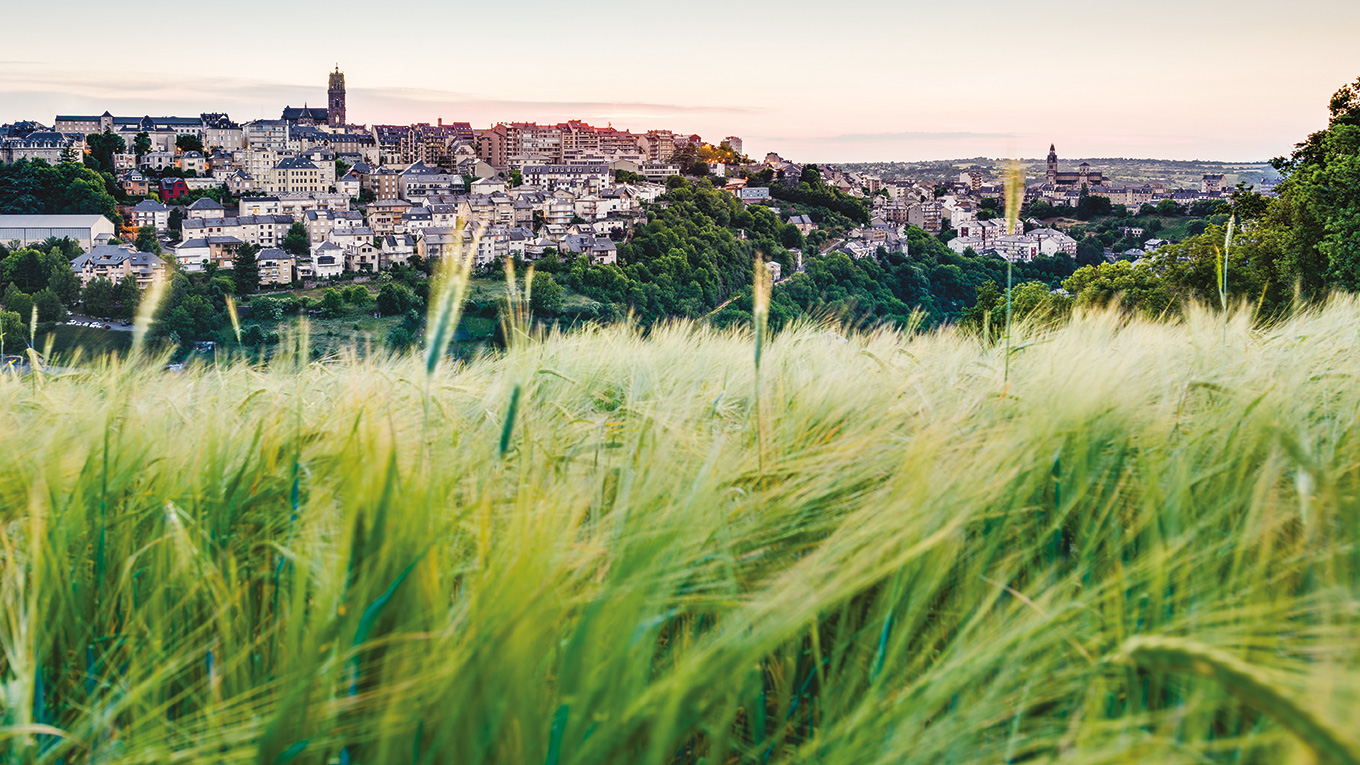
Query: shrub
[
  {"left": 320, "top": 288, "right": 345, "bottom": 318},
  {"left": 250, "top": 296, "right": 285, "bottom": 321},
  {"left": 344, "top": 285, "right": 371, "bottom": 306},
  {"left": 377, "top": 282, "right": 414, "bottom": 316}
]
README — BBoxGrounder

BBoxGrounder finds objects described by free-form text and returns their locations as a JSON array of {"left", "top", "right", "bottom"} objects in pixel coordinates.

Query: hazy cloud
[
  {"left": 0, "top": 64, "right": 758, "bottom": 117},
  {"left": 352, "top": 86, "right": 763, "bottom": 116},
  {"left": 808, "top": 130, "right": 1021, "bottom": 143}
]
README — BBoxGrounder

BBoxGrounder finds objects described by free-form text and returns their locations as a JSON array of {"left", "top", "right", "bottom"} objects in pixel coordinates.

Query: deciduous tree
[
  {"left": 48, "top": 261, "right": 80, "bottom": 304},
  {"left": 175, "top": 135, "right": 204, "bottom": 154},
  {"left": 85, "top": 130, "right": 126, "bottom": 174},
  {"left": 2, "top": 284, "right": 33, "bottom": 323},
  {"left": 32, "top": 287, "right": 66, "bottom": 322},
  {"left": 320, "top": 288, "right": 344, "bottom": 317},
  {"left": 81, "top": 278, "right": 117, "bottom": 318},
  {"left": 135, "top": 226, "right": 161, "bottom": 255}
]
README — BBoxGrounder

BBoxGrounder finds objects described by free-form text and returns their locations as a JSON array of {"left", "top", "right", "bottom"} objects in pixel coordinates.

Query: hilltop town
[
  {"left": 0, "top": 67, "right": 1276, "bottom": 358},
  {"left": 5, "top": 68, "right": 1262, "bottom": 277}
]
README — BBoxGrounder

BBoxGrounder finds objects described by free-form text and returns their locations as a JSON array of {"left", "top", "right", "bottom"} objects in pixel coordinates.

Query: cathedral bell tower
[
  {"left": 1046, "top": 144, "right": 1058, "bottom": 185},
  {"left": 328, "top": 67, "right": 346, "bottom": 128}
]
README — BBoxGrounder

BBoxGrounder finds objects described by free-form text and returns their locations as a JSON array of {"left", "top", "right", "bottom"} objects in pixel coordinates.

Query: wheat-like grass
[
  {"left": 1118, "top": 635, "right": 1360, "bottom": 764},
  {"left": 424, "top": 219, "right": 480, "bottom": 379},
  {"left": 1, "top": 298, "right": 1359, "bottom": 762},
  {"left": 1003, "top": 161, "right": 1025, "bottom": 384}
]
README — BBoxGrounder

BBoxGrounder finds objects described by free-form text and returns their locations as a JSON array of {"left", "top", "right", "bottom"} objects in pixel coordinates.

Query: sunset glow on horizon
[{"left": 2, "top": 0, "right": 1356, "bottom": 163}]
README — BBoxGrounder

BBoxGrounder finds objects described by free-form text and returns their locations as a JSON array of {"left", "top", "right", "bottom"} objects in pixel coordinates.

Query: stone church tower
[
  {"left": 1046, "top": 144, "right": 1058, "bottom": 185},
  {"left": 328, "top": 67, "right": 346, "bottom": 127}
]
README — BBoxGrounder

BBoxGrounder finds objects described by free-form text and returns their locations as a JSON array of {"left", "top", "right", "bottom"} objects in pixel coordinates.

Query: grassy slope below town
[
  {"left": 3, "top": 301, "right": 1360, "bottom": 762},
  {"left": 248, "top": 278, "right": 599, "bottom": 355},
  {"left": 33, "top": 323, "right": 133, "bottom": 358},
  {"left": 29, "top": 277, "right": 604, "bottom": 359}
]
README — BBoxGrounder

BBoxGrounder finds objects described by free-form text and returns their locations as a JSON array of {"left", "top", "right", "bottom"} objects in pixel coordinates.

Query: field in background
[
  {"left": 1044, "top": 213, "right": 1213, "bottom": 242},
  {"left": 847, "top": 157, "right": 1279, "bottom": 189},
  {"left": 3, "top": 302, "right": 1360, "bottom": 763},
  {"left": 252, "top": 277, "right": 598, "bottom": 355},
  {"left": 32, "top": 323, "right": 133, "bottom": 358}
]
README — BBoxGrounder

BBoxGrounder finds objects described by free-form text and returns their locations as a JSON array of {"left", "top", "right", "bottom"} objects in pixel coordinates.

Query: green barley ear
[
  {"left": 1002, "top": 161, "right": 1025, "bottom": 384},
  {"left": 523, "top": 266, "right": 534, "bottom": 337},
  {"left": 500, "top": 253, "right": 517, "bottom": 347},
  {"left": 1217, "top": 215, "right": 1236, "bottom": 312},
  {"left": 131, "top": 274, "right": 168, "bottom": 358},
  {"left": 752, "top": 250, "right": 771, "bottom": 472},
  {"left": 29, "top": 303, "right": 37, "bottom": 345},
  {"left": 226, "top": 294, "right": 241, "bottom": 345},
  {"left": 752, "top": 251, "right": 770, "bottom": 371},
  {"left": 498, "top": 255, "right": 535, "bottom": 349},
  {"left": 1003, "top": 161, "right": 1025, "bottom": 238},
  {"left": 425, "top": 218, "right": 479, "bottom": 379},
  {"left": 24, "top": 346, "right": 41, "bottom": 377},
  {"left": 1117, "top": 636, "right": 1360, "bottom": 765}
]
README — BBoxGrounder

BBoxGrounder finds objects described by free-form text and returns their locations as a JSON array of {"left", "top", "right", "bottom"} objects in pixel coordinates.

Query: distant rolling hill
[{"left": 842, "top": 157, "right": 1280, "bottom": 190}]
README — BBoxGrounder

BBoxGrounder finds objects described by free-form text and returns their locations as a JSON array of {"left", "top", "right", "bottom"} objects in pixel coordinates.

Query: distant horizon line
[{"left": 822, "top": 156, "right": 1279, "bottom": 167}]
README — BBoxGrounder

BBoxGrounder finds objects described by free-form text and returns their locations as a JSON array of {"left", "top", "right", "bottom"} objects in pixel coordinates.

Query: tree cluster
[
  {"left": 714, "top": 228, "right": 1079, "bottom": 332},
  {"left": 767, "top": 165, "right": 870, "bottom": 224},
  {"left": 0, "top": 158, "right": 121, "bottom": 225},
  {"left": 0, "top": 240, "right": 85, "bottom": 326},
  {"left": 538, "top": 180, "right": 806, "bottom": 323}
]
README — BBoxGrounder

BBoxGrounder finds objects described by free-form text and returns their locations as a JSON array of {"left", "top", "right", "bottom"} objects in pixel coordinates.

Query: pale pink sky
[{"left": 2, "top": 0, "right": 1355, "bottom": 162}]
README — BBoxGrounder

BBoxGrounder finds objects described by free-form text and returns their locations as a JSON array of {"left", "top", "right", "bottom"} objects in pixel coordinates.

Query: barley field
[{"left": 3, "top": 299, "right": 1360, "bottom": 764}]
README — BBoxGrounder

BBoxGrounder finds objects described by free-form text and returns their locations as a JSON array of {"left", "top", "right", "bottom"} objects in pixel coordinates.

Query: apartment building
[
  {"left": 244, "top": 120, "right": 293, "bottom": 151},
  {"left": 131, "top": 200, "right": 170, "bottom": 231},
  {"left": 365, "top": 199, "right": 414, "bottom": 235},
  {"left": 181, "top": 215, "right": 296, "bottom": 248},
  {"left": 522, "top": 164, "right": 610, "bottom": 194},
  {"left": 398, "top": 161, "right": 465, "bottom": 202},
  {"left": 69, "top": 243, "right": 166, "bottom": 289}
]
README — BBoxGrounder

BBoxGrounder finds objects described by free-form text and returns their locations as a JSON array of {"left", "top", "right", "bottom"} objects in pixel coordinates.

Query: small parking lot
[{"left": 62, "top": 316, "right": 133, "bottom": 332}]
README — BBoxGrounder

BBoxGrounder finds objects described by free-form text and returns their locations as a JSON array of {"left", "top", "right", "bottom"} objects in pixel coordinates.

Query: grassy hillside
[
  {"left": 3, "top": 302, "right": 1360, "bottom": 763},
  {"left": 246, "top": 278, "right": 601, "bottom": 357}
]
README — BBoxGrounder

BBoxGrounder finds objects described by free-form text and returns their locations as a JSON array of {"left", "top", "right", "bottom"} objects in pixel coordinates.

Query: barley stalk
[
  {"left": 225, "top": 294, "right": 241, "bottom": 345},
  {"left": 424, "top": 218, "right": 480, "bottom": 379},
  {"left": 752, "top": 250, "right": 771, "bottom": 473},
  {"left": 1118, "top": 636, "right": 1360, "bottom": 765},
  {"left": 1003, "top": 161, "right": 1025, "bottom": 384},
  {"left": 131, "top": 273, "right": 168, "bottom": 357}
]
